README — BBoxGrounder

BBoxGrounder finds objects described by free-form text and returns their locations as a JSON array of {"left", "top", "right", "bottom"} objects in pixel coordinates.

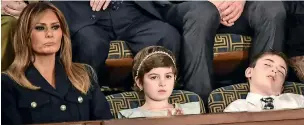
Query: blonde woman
[
  {"left": 1, "top": 3, "right": 112, "bottom": 124},
  {"left": 118, "top": 46, "right": 201, "bottom": 118}
]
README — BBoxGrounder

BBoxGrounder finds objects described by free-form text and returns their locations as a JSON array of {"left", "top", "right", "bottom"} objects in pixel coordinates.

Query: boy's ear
[{"left": 245, "top": 67, "right": 253, "bottom": 79}]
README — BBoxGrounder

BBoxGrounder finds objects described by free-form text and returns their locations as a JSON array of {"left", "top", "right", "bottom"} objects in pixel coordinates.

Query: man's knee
[
  {"left": 74, "top": 26, "right": 109, "bottom": 46},
  {"left": 72, "top": 27, "right": 110, "bottom": 58},
  {"left": 261, "top": 2, "right": 286, "bottom": 23},
  {"left": 182, "top": 2, "right": 220, "bottom": 30},
  {"left": 190, "top": 2, "right": 220, "bottom": 23}
]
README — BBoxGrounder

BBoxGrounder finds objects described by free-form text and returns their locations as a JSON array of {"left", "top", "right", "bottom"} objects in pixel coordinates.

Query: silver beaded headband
[{"left": 136, "top": 51, "right": 176, "bottom": 77}]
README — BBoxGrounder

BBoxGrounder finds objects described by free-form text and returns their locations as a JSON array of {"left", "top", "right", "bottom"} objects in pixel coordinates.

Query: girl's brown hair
[
  {"left": 132, "top": 46, "right": 177, "bottom": 91},
  {"left": 5, "top": 2, "right": 93, "bottom": 94}
]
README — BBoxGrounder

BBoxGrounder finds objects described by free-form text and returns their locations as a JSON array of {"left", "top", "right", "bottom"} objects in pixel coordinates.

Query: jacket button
[
  {"left": 78, "top": 96, "right": 83, "bottom": 103},
  {"left": 60, "top": 105, "right": 66, "bottom": 111},
  {"left": 91, "top": 15, "right": 96, "bottom": 20},
  {"left": 31, "top": 102, "right": 37, "bottom": 108}
]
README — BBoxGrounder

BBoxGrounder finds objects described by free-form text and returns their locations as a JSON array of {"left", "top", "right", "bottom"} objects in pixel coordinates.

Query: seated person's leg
[
  {"left": 71, "top": 25, "right": 111, "bottom": 85},
  {"left": 1, "top": 16, "right": 17, "bottom": 71},
  {"left": 243, "top": 1, "right": 286, "bottom": 59},
  {"left": 123, "top": 17, "right": 181, "bottom": 62},
  {"left": 165, "top": 1, "right": 220, "bottom": 104},
  {"left": 285, "top": 1, "right": 304, "bottom": 83}
]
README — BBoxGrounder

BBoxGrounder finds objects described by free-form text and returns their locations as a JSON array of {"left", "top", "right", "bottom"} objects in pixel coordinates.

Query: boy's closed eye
[
  {"left": 264, "top": 63, "right": 271, "bottom": 67},
  {"left": 264, "top": 63, "right": 285, "bottom": 76}
]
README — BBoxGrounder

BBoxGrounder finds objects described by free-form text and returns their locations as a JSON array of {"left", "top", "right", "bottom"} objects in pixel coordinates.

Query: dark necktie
[
  {"left": 111, "top": 0, "right": 123, "bottom": 10},
  {"left": 260, "top": 97, "right": 274, "bottom": 110}
]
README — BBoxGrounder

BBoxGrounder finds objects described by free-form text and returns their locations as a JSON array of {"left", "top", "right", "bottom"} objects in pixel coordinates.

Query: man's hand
[
  {"left": 2, "top": 1, "right": 27, "bottom": 18},
  {"left": 90, "top": 0, "right": 111, "bottom": 11},
  {"left": 209, "top": 0, "right": 245, "bottom": 27},
  {"left": 221, "top": 1, "right": 245, "bottom": 26},
  {"left": 1, "top": 1, "right": 11, "bottom": 15}
]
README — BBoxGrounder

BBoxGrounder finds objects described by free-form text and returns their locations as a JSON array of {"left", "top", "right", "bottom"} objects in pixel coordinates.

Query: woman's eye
[
  {"left": 52, "top": 25, "right": 60, "bottom": 30},
  {"left": 35, "top": 26, "right": 45, "bottom": 31}
]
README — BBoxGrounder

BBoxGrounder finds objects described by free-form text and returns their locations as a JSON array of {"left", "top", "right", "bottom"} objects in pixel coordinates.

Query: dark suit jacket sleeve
[
  {"left": 1, "top": 74, "right": 22, "bottom": 125},
  {"left": 86, "top": 66, "right": 113, "bottom": 120},
  {"left": 285, "top": 1, "right": 304, "bottom": 15}
]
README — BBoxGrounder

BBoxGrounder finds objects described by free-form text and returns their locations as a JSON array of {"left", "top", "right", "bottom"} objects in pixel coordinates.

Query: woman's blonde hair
[
  {"left": 5, "top": 2, "right": 93, "bottom": 94},
  {"left": 132, "top": 46, "right": 177, "bottom": 91}
]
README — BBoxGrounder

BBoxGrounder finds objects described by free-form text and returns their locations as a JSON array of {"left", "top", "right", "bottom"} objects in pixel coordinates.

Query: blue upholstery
[{"left": 108, "top": 34, "right": 252, "bottom": 59}]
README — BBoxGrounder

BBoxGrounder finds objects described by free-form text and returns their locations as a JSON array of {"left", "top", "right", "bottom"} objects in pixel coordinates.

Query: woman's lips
[{"left": 44, "top": 42, "right": 55, "bottom": 46}]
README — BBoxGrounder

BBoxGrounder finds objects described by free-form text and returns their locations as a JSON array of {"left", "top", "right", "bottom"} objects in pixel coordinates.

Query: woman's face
[{"left": 31, "top": 9, "right": 62, "bottom": 56}]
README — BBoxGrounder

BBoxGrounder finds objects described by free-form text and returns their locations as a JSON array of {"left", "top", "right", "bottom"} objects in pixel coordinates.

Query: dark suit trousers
[
  {"left": 165, "top": 2, "right": 220, "bottom": 105},
  {"left": 165, "top": 1, "right": 285, "bottom": 104},
  {"left": 243, "top": 1, "right": 286, "bottom": 59},
  {"left": 284, "top": 1, "right": 304, "bottom": 57},
  {"left": 72, "top": 2, "right": 180, "bottom": 86}
]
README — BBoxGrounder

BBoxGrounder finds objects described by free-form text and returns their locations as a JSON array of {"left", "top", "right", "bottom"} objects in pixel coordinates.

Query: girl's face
[{"left": 137, "top": 67, "right": 175, "bottom": 101}]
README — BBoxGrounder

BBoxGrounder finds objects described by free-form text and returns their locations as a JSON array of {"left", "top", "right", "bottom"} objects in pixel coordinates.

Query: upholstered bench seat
[
  {"left": 106, "top": 90, "right": 205, "bottom": 119},
  {"left": 107, "top": 34, "right": 252, "bottom": 59}
]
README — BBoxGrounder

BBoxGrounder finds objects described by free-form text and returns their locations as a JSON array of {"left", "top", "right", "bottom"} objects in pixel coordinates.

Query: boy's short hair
[{"left": 249, "top": 50, "right": 289, "bottom": 72}]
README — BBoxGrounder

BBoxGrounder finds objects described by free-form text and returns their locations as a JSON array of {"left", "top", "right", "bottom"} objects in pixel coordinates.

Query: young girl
[{"left": 118, "top": 46, "right": 201, "bottom": 118}]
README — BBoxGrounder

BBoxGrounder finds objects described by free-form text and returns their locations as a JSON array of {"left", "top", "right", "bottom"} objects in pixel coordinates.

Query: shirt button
[
  {"left": 91, "top": 15, "right": 96, "bottom": 20},
  {"left": 60, "top": 105, "right": 66, "bottom": 111},
  {"left": 78, "top": 96, "right": 83, "bottom": 103},
  {"left": 31, "top": 102, "right": 37, "bottom": 108}
]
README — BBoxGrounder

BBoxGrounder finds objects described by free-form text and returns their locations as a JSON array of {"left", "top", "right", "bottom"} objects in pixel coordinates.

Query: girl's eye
[{"left": 150, "top": 76, "right": 157, "bottom": 80}]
